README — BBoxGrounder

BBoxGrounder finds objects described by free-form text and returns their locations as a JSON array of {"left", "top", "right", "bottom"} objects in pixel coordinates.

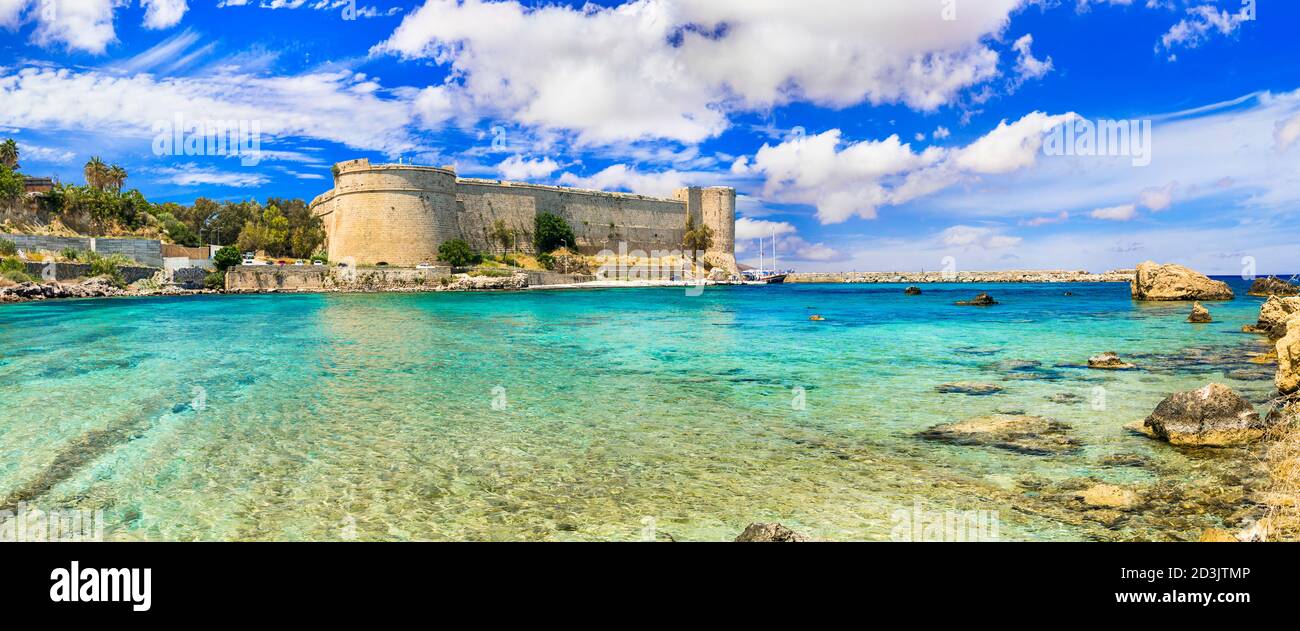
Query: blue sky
[{"left": 2, "top": 0, "right": 1298, "bottom": 273}]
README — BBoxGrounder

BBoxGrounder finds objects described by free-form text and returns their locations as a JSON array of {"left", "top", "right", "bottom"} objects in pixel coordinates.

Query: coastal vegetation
[
  {"left": 437, "top": 239, "right": 483, "bottom": 267},
  {"left": 534, "top": 212, "right": 575, "bottom": 254},
  {"left": 682, "top": 213, "right": 714, "bottom": 262},
  {"left": 0, "top": 139, "right": 323, "bottom": 256}
]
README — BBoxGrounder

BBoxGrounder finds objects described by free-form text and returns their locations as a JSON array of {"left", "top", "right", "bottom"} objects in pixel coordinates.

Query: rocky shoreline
[{"left": 787, "top": 269, "right": 1135, "bottom": 284}]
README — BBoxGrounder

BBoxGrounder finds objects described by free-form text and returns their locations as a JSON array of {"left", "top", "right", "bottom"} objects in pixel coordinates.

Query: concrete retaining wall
[
  {"left": 23, "top": 261, "right": 159, "bottom": 284},
  {"left": 1, "top": 233, "right": 163, "bottom": 267}
]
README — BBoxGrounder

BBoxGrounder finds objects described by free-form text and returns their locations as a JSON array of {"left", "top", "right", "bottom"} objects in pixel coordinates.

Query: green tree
[
  {"left": 236, "top": 204, "right": 291, "bottom": 255},
  {"left": 84, "top": 157, "right": 109, "bottom": 190},
  {"left": 488, "top": 219, "right": 516, "bottom": 252},
  {"left": 107, "top": 165, "right": 127, "bottom": 192},
  {"left": 156, "top": 211, "right": 200, "bottom": 246},
  {"left": 0, "top": 138, "right": 19, "bottom": 170},
  {"left": 437, "top": 239, "right": 482, "bottom": 267},
  {"left": 534, "top": 212, "right": 576, "bottom": 253},
  {"left": 682, "top": 214, "right": 714, "bottom": 263},
  {"left": 213, "top": 246, "right": 242, "bottom": 271},
  {"left": 0, "top": 165, "right": 22, "bottom": 203}
]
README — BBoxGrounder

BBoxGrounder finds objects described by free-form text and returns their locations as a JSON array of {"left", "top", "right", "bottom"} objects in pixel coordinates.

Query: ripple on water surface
[{"left": 0, "top": 281, "right": 1280, "bottom": 540}]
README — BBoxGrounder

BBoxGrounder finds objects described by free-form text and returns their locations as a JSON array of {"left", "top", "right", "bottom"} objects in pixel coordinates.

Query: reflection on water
[{"left": 0, "top": 281, "right": 1280, "bottom": 540}]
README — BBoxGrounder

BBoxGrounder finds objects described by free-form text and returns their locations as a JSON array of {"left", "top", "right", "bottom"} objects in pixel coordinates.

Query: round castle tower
[
  {"left": 674, "top": 186, "right": 738, "bottom": 274},
  {"left": 311, "top": 159, "right": 459, "bottom": 266}
]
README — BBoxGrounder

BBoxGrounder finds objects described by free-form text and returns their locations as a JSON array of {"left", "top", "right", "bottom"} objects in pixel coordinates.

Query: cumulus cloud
[
  {"left": 1011, "top": 34, "right": 1053, "bottom": 83},
  {"left": 373, "top": 0, "right": 1024, "bottom": 144},
  {"left": 740, "top": 111, "right": 1077, "bottom": 224},
  {"left": 0, "top": 66, "right": 426, "bottom": 158},
  {"left": 557, "top": 164, "right": 689, "bottom": 198},
  {"left": 1089, "top": 203, "right": 1138, "bottom": 221},
  {"left": 141, "top": 0, "right": 189, "bottom": 29},
  {"left": 154, "top": 163, "right": 268, "bottom": 187},
  {"left": 735, "top": 217, "right": 796, "bottom": 241},
  {"left": 496, "top": 154, "right": 559, "bottom": 181},
  {"left": 939, "top": 225, "right": 1022, "bottom": 250},
  {"left": 1159, "top": 4, "right": 1253, "bottom": 55}
]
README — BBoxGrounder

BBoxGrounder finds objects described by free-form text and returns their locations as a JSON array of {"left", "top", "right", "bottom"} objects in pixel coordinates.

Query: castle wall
[
  {"left": 455, "top": 180, "right": 687, "bottom": 255},
  {"left": 320, "top": 161, "right": 459, "bottom": 266},
  {"left": 312, "top": 160, "right": 736, "bottom": 269}
]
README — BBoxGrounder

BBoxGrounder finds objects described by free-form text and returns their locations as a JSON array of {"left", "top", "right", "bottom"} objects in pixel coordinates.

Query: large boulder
[
  {"left": 1129, "top": 261, "right": 1234, "bottom": 301},
  {"left": 1140, "top": 383, "right": 1269, "bottom": 446},
  {"left": 734, "top": 523, "right": 809, "bottom": 542},
  {"left": 1251, "top": 296, "right": 1300, "bottom": 338},
  {"left": 919, "top": 414, "right": 1081, "bottom": 455},
  {"left": 1187, "top": 302, "right": 1212, "bottom": 323},
  {"left": 955, "top": 292, "right": 997, "bottom": 306},
  {"left": 1276, "top": 316, "right": 1300, "bottom": 395},
  {"left": 1088, "top": 351, "right": 1136, "bottom": 370},
  {"left": 1248, "top": 276, "right": 1300, "bottom": 297}
]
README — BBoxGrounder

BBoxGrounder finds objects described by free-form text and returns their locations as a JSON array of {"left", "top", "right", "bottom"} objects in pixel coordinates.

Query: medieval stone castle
[{"left": 310, "top": 159, "right": 737, "bottom": 272}]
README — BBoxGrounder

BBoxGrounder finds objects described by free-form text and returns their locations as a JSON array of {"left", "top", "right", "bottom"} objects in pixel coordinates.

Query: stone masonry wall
[{"left": 311, "top": 159, "right": 736, "bottom": 270}]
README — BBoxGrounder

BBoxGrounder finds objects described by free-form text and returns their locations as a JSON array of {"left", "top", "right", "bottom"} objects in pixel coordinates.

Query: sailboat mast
[
  {"left": 771, "top": 232, "right": 777, "bottom": 273},
  {"left": 758, "top": 239, "right": 764, "bottom": 274}
]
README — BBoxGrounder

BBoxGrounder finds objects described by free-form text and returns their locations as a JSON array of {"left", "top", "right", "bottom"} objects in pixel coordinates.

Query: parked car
[
  {"left": 312, "top": 260, "right": 324, "bottom": 266},
  {"left": 293, "top": 260, "right": 306, "bottom": 266}
]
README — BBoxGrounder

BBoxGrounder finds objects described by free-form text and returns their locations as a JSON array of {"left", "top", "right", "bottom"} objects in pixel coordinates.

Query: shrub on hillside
[
  {"left": 204, "top": 270, "right": 226, "bottom": 290},
  {"left": 0, "top": 238, "right": 16, "bottom": 257},
  {"left": 536, "top": 251, "right": 555, "bottom": 270},
  {"left": 534, "top": 213, "right": 575, "bottom": 254},
  {"left": 85, "top": 252, "right": 130, "bottom": 287}
]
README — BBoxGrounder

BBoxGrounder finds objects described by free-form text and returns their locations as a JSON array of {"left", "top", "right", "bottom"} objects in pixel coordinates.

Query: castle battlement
[{"left": 310, "top": 159, "right": 737, "bottom": 271}]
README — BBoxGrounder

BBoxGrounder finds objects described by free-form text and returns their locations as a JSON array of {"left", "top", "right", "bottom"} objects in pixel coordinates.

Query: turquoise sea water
[{"left": 0, "top": 279, "right": 1281, "bottom": 541}]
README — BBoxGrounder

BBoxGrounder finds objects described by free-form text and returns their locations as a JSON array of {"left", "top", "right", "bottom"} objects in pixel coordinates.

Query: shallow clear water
[{"left": 0, "top": 280, "right": 1281, "bottom": 540}]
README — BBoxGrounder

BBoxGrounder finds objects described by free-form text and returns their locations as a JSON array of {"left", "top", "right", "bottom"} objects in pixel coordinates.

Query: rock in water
[
  {"left": 1141, "top": 383, "right": 1270, "bottom": 446},
  {"left": 734, "top": 523, "right": 809, "bottom": 542},
  {"left": 934, "top": 382, "right": 1005, "bottom": 396},
  {"left": 1252, "top": 296, "right": 1300, "bottom": 339},
  {"left": 1076, "top": 484, "right": 1141, "bottom": 510},
  {"left": 1276, "top": 316, "right": 1300, "bottom": 395},
  {"left": 1129, "top": 261, "right": 1234, "bottom": 301},
  {"left": 955, "top": 292, "right": 997, "bottom": 306},
  {"left": 1188, "top": 301, "right": 1212, "bottom": 323},
  {"left": 1248, "top": 276, "right": 1300, "bottom": 297},
  {"left": 918, "top": 414, "right": 1081, "bottom": 456},
  {"left": 1088, "top": 351, "right": 1136, "bottom": 370},
  {"left": 904, "top": 286, "right": 922, "bottom": 295}
]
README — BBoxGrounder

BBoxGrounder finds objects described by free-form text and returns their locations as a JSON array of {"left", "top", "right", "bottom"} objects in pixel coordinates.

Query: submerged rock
[
  {"left": 904, "top": 286, "right": 922, "bottom": 295},
  {"left": 1199, "top": 528, "right": 1240, "bottom": 542},
  {"left": 1188, "top": 301, "right": 1212, "bottom": 323},
  {"left": 1129, "top": 261, "right": 1234, "bottom": 301},
  {"left": 734, "top": 523, "right": 809, "bottom": 542},
  {"left": 808, "top": 314, "right": 826, "bottom": 321},
  {"left": 1247, "top": 276, "right": 1300, "bottom": 297},
  {"left": 1047, "top": 392, "right": 1084, "bottom": 404},
  {"left": 934, "top": 382, "right": 1005, "bottom": 396},
  {"left": 1077, "top": 484, "right": 1142, "bottom": 510},
  {"left": 1140, "top": 383, "right": 1270, "bottom": 446},
  {"left": 1088, "top": 351, "right": 1136, "bottom": 370},
  {"left": 955, "top": 292, "right": 997, "bottom": 306},
  {"left": 919, "top": 414, "right": 1081, "bottom": 456}
]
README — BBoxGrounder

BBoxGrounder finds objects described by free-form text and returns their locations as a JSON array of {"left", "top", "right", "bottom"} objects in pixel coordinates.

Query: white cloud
[
  {"left": 496, "top": 154, "right": 559, "bottom": 181},
  {"left": 17, "top": 142, "right": 76, "bottom": 164},
  {"left": 932, "top": 126, "right": 951, "bottom": 140},
  {"left": 0, "top": 66, "right": 425, "bottom": 158},
  {"left": 1137, "top": 181, "right": 1176, "bottom": 211},
  {"left": 1159, "top": 4, "right": 1253, "bottom": 54},
  {"left": 1089, "top": 203, "right": 1137, "bottom": 221},
  {"left": 1022, "top": 210, "right": 1069, "bottom": 227},
  {"left": 141, "top": 0, "right": 188, "bottom": 29},
  {"left": 374, "top": 0, "right": 1024, "bottom": 144},
  {"left": 155, "top": 163, "right": 268, "bottom": 187},
  {"left": 940, "top": 225, "right": 1022, "bottom": 250},
  {"left": 557, "top": 164, "right": 689, "bottom": 198},
  {"left": 740, "top": 111, "right": 1076, "bottom": 224},
  {"left": 1276, "top": 113, "right": 1300, "bottom": 152},
  {"left": 1011, "top": 34, "right": 1053, "bottom": 83},
  {"left": 735, "top": 217, "right": 796, "bottom": 241}
]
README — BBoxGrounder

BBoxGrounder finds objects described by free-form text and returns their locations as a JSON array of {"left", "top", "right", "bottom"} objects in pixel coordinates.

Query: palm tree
[
  {"left": 0, "top": 139, "right": 18, "bottom": 170},
  {"left": 108, "top": 165, "right": 127, "bottom": 192},
  {"left": 84, "top": 157, "right": 108, "bottom": 190}
]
